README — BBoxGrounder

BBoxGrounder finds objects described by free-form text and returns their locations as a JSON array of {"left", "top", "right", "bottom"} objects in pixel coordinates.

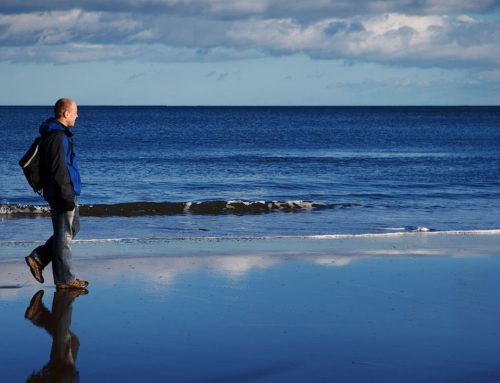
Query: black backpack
[{"left": 19, "top": 136, "right": 45, "bottom": 196}]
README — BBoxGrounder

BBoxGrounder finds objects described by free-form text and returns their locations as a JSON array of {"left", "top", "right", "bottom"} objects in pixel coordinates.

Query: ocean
[{"left": 1, "top": 106, "right": 499, "bottom": 243}]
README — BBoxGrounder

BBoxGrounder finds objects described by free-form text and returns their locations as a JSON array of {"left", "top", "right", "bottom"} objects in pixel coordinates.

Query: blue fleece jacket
[{"left": 39, "top": 118, "right": 81, "bottom": 203}]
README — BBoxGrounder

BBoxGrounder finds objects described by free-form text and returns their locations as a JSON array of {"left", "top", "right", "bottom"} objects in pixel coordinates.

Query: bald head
[
  {"left": 54, "top": 98, "right": 78, "bottom": 128},
  {"left": 54, "top": 98, "right": 75, "bottom": 118}
]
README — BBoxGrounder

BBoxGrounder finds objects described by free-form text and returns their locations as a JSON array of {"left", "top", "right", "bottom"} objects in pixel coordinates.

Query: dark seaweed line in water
[{"left": 0, "top": 200, "right": 368, "bottom": 217}]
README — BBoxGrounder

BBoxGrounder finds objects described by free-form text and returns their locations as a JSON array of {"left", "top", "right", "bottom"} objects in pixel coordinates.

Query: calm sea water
[{"left": 1, "top": 106, "right": 499, "bottom": 241}]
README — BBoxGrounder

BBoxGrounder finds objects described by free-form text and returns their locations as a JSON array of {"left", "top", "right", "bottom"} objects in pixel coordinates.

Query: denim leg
[
  {"left": 30, "top": 236, "right": 54, "bottom": 269},
  {"left": 50, "top": 290, "right": 80, "bottom": 367},
  {"left": 26, "top": 290, "right": 80, "bottom": 381},
  {"left": 51, "top": 204, "right": 76, "bottom": 285},
  {"left": 72, "top": 207, "right": 80, "bottom": 239}
]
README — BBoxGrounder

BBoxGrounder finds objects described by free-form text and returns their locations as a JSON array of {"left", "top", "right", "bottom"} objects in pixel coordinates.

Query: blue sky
[{"left": 0, "top": 0, "right": 499, "bottom": 105}]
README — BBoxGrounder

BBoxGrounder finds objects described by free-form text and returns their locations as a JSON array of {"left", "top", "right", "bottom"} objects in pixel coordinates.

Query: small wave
[
  {"left": 1, "top": 229, "right": 499, "bottom": 245},
  {"left": 0, "top": 200, "right": 366, "bottom": 217},
  {"left": 381, "top": 226, "right": 434, "bottom": 232},
  {"left": 0, "top": 204, "right": 51, "bottom": 215}
]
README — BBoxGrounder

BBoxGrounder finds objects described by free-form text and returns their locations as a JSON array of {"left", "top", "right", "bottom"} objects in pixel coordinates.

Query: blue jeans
[
  {"left": 31, "top": 204, "right": 80, "bottom": 284},
  {"left": 25, "top": 290, "right": 81, "bottom": 380}
]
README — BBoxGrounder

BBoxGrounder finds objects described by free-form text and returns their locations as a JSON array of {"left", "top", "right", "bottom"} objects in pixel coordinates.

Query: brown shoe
[
  {"left": 56, "top": 279, "right": 89, "bottom": 290},
  {"left": 25, "top": 290, "right": 44, "bottom": 320},
  {"left": 25, "top": 256, "right": 44, "bottom": 284}
]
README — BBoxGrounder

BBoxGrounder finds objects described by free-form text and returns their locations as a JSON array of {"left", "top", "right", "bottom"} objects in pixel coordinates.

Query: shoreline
[
  {"left": 1, "top": 227, "right": 499, "bottom": 244},
  {"left": 2, "top": 232, "right": 499, "bottom": 287}
]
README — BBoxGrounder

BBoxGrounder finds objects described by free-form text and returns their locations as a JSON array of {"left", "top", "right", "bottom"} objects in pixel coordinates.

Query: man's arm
[{"left": 44, "top": 132, "right": 76, "bottom": 210}]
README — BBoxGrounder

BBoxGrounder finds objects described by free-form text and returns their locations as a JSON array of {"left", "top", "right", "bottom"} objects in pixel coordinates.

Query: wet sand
[{"left": 1, "top": 233, "right": 500, "bottom": 382}]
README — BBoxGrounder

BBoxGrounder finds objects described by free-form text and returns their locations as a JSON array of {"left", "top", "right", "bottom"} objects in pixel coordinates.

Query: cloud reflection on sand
[
  {"left": 79, "top": 255, "right": 283, "bottom": 289},
  {"left": 74, "top": 248, "right": 450, "bottom": 289},
  {"left": 2, "top": 232, "right": 499, "bottom": 294},
  {"left": 1, "top": 251, "right": 367, "bottom": 293}
]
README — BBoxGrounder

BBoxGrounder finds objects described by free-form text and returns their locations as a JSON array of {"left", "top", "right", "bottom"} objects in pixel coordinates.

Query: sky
[{"left": 0, "top": 0, "right": 499, "bottom": 105}]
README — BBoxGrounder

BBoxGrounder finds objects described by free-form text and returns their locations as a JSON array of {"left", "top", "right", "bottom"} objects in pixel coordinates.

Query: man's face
[{"left": 64, "top": 103, "right": 78, "bottom": 127}]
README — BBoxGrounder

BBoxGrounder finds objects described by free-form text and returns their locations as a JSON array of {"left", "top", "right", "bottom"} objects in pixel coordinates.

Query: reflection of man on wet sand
[{"left": 24, "top": 289, "right": 87, "bottom": 383}]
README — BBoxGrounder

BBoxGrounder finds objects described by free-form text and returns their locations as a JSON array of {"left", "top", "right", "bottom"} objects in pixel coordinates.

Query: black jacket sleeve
[{"left": 43, "top": 131, "right": 75, "bottom": 206}]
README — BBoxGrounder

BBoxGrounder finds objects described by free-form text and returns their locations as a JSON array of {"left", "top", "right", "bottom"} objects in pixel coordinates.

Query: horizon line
[{"left": 0, "top": 104, "right": 499, "bottom": 108}]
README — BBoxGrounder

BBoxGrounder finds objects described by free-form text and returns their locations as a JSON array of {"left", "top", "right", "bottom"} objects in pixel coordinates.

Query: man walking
[{"left": 25, "top": 98, "right": 88, "bottom": 290}]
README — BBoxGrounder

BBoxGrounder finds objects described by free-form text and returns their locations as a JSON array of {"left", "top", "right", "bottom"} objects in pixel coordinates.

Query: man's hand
[{"left": 62, "top": 199, "right": 76, "bottom": 211}]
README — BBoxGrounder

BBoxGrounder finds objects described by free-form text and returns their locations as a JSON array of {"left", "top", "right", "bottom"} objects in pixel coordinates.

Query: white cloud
[
  {"left": 414, "top": 0, "right": 496, "bottom": 14},
  {"left": 456, "top": 14, "right": 477, "bottom": 24},
  {"left": 228, "top": 13, "right": 500, "bottom": 67},
  {"left": 0, "top": 0, "right": 497, "bottom": 20},
  {"left": 0, "top": 6, "right": 498, "bottom": 69},
  {"left": 228, "top": 18, "right": 324, "bottom": 52},
  {"left": 50, "top": 43, "right": 128, "bottom": 63},
  {"left": 0, "top": 10, "right": 141, "bottom": 46},
  {"left": 207, "top": 0, "right": 272, "bottom": 16}
]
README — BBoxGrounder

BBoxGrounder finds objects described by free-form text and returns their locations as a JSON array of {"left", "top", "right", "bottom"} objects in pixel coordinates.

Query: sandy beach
[{"left": 1, "top": 232, "right": 500, "bottom": 382}]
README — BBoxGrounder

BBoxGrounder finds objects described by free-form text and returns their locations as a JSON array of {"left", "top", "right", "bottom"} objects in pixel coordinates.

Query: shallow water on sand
[{"left": 2, "top": 235, "right": 500, "bottom": 382}]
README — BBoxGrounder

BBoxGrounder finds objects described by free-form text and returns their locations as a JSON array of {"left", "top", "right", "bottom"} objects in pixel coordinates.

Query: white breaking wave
[
  {"left": 380, "top": 226, "right": 432, "bottom": 232},
  {"left": 1, "top": 229, "right": 500, "bottom": 245},
  {"left": 0, "top": 204, "right": 50, "bottom": 215}
]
